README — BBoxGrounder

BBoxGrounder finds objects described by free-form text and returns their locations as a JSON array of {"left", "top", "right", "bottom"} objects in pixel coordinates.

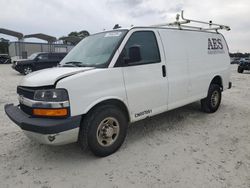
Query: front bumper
[
  {"left": 23, "top": 128, "right": 80, "bottom": 145},
  {"left": 4, "top": 104, "right": 82, "bottom": 145},
  {"left": 12, "top": 64, "right": 22, "bottom": 72}
]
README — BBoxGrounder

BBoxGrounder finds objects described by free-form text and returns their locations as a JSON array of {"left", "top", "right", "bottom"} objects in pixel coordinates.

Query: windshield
[
  {"left": 60, "top": 30, "right": 127, "bottom": 68},
  {"left": 28, "top": 53, "right": 39, "bottom": 60}
]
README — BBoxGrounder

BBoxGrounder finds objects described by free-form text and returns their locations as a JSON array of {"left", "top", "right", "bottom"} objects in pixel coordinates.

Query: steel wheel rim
[
  {"left": 96, "top": 117, "right": 120, "bottom": 147},
  {"left": 24, "top": 67, "right": 32, "bottom": 74},
  {"left": 211, "top": 90, "right": 219, "bottom": 108}
]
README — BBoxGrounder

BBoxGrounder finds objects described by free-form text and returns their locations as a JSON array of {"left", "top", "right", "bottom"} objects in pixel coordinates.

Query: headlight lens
[{"left": 34, "top": 89, "right": 69, "bottom": 102}]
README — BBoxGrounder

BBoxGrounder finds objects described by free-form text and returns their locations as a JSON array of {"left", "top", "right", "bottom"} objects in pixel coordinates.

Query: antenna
[{"left": 151, "top": 11, "right": 230, "bottom": 32}]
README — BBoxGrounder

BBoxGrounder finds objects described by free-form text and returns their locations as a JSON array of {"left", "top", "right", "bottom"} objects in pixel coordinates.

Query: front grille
[
  {"left": 17, "top": 86, "right": 35, "bottom": 99},
  {"left": 17, "top": 85, "right": 54, "bottom": 99},
  {"left": 17, "top": 85, "right": 55, "bottom": 116}
]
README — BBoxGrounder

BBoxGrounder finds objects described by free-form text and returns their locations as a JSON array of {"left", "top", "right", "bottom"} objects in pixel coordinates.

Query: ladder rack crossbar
[{"left": 151, "top": 11, "right": 230, "bottom": 32}]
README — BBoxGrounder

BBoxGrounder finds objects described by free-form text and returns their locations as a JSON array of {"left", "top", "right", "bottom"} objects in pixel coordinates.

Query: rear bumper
[{"left": 4, "top": 104, "right": 82, "bottom": 145}]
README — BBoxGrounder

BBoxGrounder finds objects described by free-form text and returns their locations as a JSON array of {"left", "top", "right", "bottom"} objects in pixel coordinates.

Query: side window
[
  {"left": 48, "top": 54, "right": 57, "bottom": 60},
  {"left": 58, "top": 53, "right": 66, "bottom": 59},
  {"left": 121, "top": 31, "right": 160, "bottom": 66},
  {"left": 37, "top": 54, "right": 48, "bottom": 60}
]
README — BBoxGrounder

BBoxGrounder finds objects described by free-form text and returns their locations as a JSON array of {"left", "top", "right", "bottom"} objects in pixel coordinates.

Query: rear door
[
  {"left": 158, "top": 29, "right": 189, "bottom": 110},
  {"left": 117, "top": 30, "right": 168, "bottom": 121}
]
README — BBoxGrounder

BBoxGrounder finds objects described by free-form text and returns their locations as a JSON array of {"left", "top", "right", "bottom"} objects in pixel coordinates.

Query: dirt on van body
[{"left": 0, "top": 64, "right": 249, "bottom": 188}]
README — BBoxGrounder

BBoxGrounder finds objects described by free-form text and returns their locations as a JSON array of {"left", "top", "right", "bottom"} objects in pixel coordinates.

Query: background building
[
  {"left": 9, "top": 41, "right": 74, "bottom": 59},
  {"left": 0, "top": 28, "right": 80, "bottom": 59}
]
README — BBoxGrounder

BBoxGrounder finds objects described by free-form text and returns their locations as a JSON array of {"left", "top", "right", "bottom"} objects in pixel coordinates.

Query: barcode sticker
[{"left": 104, "top": 32, "right": 122, "bottom": 37}]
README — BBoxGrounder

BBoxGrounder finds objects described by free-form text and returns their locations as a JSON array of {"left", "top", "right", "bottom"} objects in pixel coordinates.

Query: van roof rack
[{"left": 151, "top": 11, "right": 230, "bottom": 33}]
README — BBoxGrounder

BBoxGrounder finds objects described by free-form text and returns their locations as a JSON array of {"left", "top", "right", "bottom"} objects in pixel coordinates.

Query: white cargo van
[{"left": 5, "top": 12, "right": 231, "bottom": 156}]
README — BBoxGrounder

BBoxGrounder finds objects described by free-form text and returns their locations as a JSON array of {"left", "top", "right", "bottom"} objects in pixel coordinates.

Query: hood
[
  {"left": 14, "top": 58, "right": 32, "bottom": 62},
  {"left": 20, "top": 67, "right": 94, "bottom": 87},
  {"left": 16, "top": 58, "right": 29, "bottom": 61},
  {"left": 13, "top": 59, "right": 32, "bottom": 64}
]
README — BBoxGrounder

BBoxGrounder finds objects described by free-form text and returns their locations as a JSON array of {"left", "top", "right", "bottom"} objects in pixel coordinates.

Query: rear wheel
[
  {"left": 78, "top": 104, "right": 128, "bottom": 157},
  {"left": 201, "top": 84, "right": 222, "bottom": 113},
  {"left": 237, "top": 67, "right": 244, "bottom": 73},
  {"left": 23, "top": 66, "right": 33, "bottom": 75}
]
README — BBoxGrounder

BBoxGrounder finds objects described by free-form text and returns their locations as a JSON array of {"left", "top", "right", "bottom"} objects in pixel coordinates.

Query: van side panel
[
  {"left": 184, "top": 31, "right": 230, "bottom": 100},
  {"left": 158, "top": 29, "right": 230, "bottom": 110}
]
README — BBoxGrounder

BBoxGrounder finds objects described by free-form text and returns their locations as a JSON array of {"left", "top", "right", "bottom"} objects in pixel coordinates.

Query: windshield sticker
[{"left": 104, "top": 32, "right": 122, "bottom": 37}]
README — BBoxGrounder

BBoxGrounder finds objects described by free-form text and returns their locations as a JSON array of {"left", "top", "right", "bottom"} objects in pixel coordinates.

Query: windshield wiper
[{"left": 60, "top": 61, "right": 87, "bottom": 67}]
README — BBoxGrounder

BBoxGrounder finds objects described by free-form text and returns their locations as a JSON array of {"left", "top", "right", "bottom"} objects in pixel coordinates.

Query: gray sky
[{"left": 0, "top": 0, "right": 249, "bottom": 52}]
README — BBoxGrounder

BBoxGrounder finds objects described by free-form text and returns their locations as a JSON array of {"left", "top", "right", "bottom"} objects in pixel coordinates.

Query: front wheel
[
  {"left": 22, "top": 66, "right": 33, "bottom": 75},
  {"left": 201, "top": 84, "right": 222, "bottom": 113},
  {"left": 78, "top": 105, "right": 128, "bottom": 157}
]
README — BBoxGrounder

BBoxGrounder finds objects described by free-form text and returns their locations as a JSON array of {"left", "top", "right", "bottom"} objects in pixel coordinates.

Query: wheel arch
[
  {"left": 22, "top": 64, "right": 34, "bottom": 74},
  {"left": 84, "top": 98, "right": 130, "bottom": 122},
  {"left": 210, "top": 75, "right": 223, "bottom": 90}
]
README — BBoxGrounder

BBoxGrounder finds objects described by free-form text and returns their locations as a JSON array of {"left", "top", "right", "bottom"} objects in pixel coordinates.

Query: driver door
[{"left": 118, "top": 30, "right": 168, "bottom": 121}]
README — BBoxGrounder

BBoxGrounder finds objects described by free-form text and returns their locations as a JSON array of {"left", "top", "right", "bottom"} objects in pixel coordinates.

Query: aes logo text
[{"left": 208, "top": 38, "right": 223, "bottom": 50}]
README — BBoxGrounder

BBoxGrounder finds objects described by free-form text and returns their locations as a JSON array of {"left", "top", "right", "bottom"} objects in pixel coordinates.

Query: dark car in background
[
  {"left": 0, "top": 54, "right": 11, "bottom": 64},
  {"left": 238, "top": 59, "right": 250, "bottom": 73},
  {"left": 12, "top": 52, "right": 67, "bottom": 75},
  {"left": 230, "top": 58, "right": 240, "bottom": 64}
]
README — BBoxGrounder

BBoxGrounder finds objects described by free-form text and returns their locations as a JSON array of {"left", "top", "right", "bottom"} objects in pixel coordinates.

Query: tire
[
  {"left": 201, "top": 84, "right": 222, "bottom": 113},
  {"left": 78, "top": 104, "right": 128, "bottom": 157},
  {"left": 22, "top": 66, "right": 33, "bottom": 75},
  {"left": 237, "top": 67, "right": 244, "bottom": 73},
  {"left": 238, "top": 67, "right": 244, "bottom": 73}
]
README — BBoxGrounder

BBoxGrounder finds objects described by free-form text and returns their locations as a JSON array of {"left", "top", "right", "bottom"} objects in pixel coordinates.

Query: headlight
[
  {"left": 34, "top": 89, "right": 69, "bottom": 102},
  {"left": 33, "top": 89, "right": 69, "bottom": 117}
]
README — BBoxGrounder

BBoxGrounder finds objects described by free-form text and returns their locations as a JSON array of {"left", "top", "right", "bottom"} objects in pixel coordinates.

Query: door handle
[{"left": 162, "top": 65, "right": 166, "bottom": 77}]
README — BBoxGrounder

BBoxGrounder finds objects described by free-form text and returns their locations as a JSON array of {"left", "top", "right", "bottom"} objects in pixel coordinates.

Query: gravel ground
[{"left": 0, "top": 64, "right": 249, "bottom": 188}]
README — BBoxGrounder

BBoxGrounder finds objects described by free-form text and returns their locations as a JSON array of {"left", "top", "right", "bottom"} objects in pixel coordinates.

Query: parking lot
[{"left": 0, "top": 64, "right": 249, "bottom": 188}]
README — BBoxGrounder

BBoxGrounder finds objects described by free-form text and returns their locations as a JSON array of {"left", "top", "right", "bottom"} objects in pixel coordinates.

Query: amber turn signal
[{"left": 33, "top": 108, "right": 68, "bottom": 117}]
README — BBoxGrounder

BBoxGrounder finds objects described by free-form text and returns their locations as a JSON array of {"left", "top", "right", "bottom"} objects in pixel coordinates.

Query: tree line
[{"left": 229, "top": 52, "right": 250, "bottom": 58}]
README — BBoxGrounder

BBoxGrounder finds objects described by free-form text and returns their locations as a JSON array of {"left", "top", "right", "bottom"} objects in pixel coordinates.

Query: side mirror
[{"left": 128, "top": 45, "right": 141, "bottom": 63}]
